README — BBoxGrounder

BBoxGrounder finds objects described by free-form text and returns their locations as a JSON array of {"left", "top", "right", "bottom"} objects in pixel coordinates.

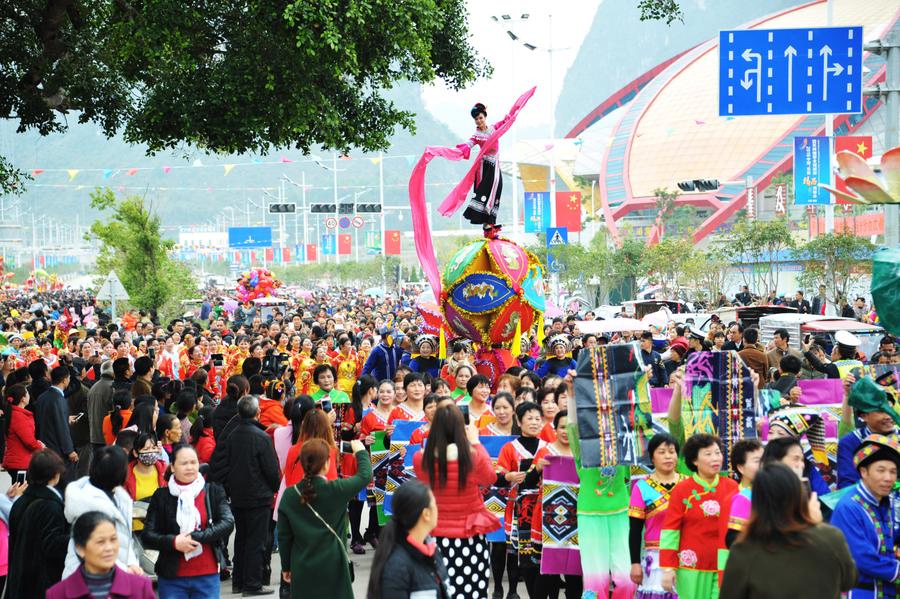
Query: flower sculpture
[{"left": 822, "top": 146, "right": 900, "bottom": 204}]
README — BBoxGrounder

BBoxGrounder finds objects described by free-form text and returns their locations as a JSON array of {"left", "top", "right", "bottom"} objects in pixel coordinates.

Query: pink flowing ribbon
[{"left": 408, "top": 86, "right": 537, "bottom": 299}]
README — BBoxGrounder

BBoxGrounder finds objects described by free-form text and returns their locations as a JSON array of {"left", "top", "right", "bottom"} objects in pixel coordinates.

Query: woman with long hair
[
  {"left": 212, "top": 374, "right": 249, "bottom": 440},
  {"left": 283, "top": 410, "right": 338, "bottom": 487},
  {"left": 143, "top": 445, "right": 234, "bottom": 597},
  {"left": 720, "top": 463, "right": 854, "bottom": 598},
  {"left": 1, "top": 384, "right": 43, "bottom": 482},
  {"left": 103, "top": 390, "right": 134, "bottom": 446},
  {"left": 277, "top": 438, "right": 372, "bottom": 599},
  {"left": 367, "top": 480, "right": 452, "bottom": 599},
  {"left": 345, "top": 375, "right": 379, "bottom": 553},
  {"left": 414, "top": 403, "right": 500, "bottom": 599}
]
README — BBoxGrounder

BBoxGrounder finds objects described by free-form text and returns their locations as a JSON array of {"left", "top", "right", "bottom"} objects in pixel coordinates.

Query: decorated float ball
[{"left": 440, "top": 237, "right": 545, "bottom": 347}]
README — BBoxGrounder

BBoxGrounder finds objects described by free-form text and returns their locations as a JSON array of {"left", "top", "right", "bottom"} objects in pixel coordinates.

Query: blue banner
[
  {"left": 793, "top": 136, "right": 831, "bottom": 205},
  {"left": 228, "top": 226, "right": 273, "bottom": 248},
  {"left": 524, "top": 192, "right": 551, "bottom": 233},
  {"left": 322, "top": 234, "right": 336, "bottom": 255}
]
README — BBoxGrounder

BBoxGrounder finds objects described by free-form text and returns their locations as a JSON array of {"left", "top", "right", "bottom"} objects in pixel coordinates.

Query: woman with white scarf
[{"left": 143, "top": 445, "right": 234, "bottom": 598}]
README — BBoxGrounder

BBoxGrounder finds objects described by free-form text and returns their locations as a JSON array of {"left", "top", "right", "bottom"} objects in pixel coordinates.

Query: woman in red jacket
[
  {"left": 413, "top": 403, "right": 500, "bottom": 599},
  {"left": 2, "top": 384, "right": 43, "bottom": 482},
  {"left": 190, "top": 406, "right": 216, "bottom": 464}
]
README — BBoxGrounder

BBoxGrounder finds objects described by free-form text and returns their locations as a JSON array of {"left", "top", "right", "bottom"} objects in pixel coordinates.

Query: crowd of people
[{"left": 0, "top": 286, "right": 895, "bottom": 599}]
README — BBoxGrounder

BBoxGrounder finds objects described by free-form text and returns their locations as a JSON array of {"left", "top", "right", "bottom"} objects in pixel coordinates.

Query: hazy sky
[{"left": 421, "top": 0, "right": 601, "bottom": 140}]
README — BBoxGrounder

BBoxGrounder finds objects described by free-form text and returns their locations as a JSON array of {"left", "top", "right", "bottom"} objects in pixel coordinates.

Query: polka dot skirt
[{"left": 436, "top": 534, "right": 491, "bottom": 599}]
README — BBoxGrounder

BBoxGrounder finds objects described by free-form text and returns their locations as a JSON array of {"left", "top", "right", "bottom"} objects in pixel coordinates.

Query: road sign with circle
[
  {"left": 339, "top": 217, "right": 351, "bottom": 229},
  {"left": 324, "top": 217, "right": 338, "bottom": 229},
  {"left": 351, "top": 216, "right": 365, "bottom": 229}
]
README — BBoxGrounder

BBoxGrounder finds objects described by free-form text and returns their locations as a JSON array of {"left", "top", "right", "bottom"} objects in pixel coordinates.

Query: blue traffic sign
[
  {"left": 228, "top": 226, "right": 273, "bottom": 248},
  {"left": 546, "top": 227, "right": 568, "bottom": 248},
  {"left": 719, "top": 26, "right": 862, "bottom": 116}
]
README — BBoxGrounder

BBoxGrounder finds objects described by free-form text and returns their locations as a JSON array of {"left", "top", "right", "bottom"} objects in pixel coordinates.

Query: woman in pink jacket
[{"left": 413, "top": 403, "right": 500, "bottom": 599}]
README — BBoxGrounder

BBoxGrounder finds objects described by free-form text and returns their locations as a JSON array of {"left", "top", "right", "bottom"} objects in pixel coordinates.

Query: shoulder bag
[{"left": 292, "top": 485, "right": 355, "bottom": 581}]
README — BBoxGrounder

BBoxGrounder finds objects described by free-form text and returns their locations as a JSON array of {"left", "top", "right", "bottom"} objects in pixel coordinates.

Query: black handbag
[{"left": 293, "top": 485, "right": 355, "bottom": 582}]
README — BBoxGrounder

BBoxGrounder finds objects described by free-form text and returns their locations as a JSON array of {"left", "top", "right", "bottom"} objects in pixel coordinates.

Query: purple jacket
[{"left": 45, "top": 566, "right": 154, "bottom": 599}]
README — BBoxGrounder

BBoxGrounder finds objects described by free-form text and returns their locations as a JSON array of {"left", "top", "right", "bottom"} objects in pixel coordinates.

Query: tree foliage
[
  {"left": 796, "top": 232, "right": 875, "bottom": 305},
  {"left": 87, "top": 188, "right": 194, "bottom": 311},
  {"left": 0, "top": 0, "right": 486, "bottom": 160},
  {"left": 637, "top": 0, "right": 684, "bottom": 25},
  {"left": 714, "top": 218, "right": 795, "bottom": 296}
]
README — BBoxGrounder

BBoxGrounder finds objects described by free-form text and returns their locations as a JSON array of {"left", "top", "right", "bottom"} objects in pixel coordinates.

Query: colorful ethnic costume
[
  {"left": 576, "top": 464, "right": 635, "bottom": 599},
  {"left": 331, "top": 350, "right": 362, "bottom": 396},
  {"left": 659, "top": 474, "right": 739, "bottom": 599},
  {"left": 831, "top": 434, "right": 900, "bottom": 599},
  {"left": 629, "top": 474, "right": 686, "bottom": 599},
  {"left": 497, "top": 437, "right": 547, "bottom": 564}
]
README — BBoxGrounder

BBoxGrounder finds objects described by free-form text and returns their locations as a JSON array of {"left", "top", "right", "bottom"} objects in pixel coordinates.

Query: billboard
[{"left": 227, "top": 227, "right": 273, "bottom": 249}]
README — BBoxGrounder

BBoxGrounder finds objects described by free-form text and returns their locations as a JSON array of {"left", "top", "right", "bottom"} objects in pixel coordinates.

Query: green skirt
[{"left": 676, "top": 569, "right": 719, "bottom": 599}]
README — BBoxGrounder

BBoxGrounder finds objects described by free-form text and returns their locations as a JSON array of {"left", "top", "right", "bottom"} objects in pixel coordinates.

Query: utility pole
[{"left": 865, "top": 29, "right": 900, "bottom": 246}]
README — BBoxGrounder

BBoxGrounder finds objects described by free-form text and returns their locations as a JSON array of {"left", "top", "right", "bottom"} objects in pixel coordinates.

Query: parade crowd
[{"left": 0, "top": 287, "right": 896, "bottom": 599}]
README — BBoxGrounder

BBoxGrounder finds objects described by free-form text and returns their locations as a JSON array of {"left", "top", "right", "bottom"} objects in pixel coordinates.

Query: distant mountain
[
  {"left": 4, "top": 82, "right": 482, "bottom": 233},
  {"left": 555, "top": 0, "right": 800, "bottom": 136}
]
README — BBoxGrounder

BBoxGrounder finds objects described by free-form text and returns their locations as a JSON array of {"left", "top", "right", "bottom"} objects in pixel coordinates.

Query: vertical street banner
[
  {"left": 572, "top": 343, "right": 655, "bottom": 469},
  {"left": 793, "top": 136, "right": 831, "bottom": 205},
  {"left": 338, "top": 234, "right": 352, "bottom": 255},
  {"left": 322, "top": 234, "right": 336, "bottom": 255},
  {"left": 834, "top": 136, "right": 873, "bottom": 204},
  {"left": 555, "top": 191, "right": 583, "bottom": 232},
  {"left": 385, "top": 230, "right": 402, "bottom": 255},
  {"left": 524, "top": 192, "right": 551, "bottom": 233},
  {"left": 681, "top": 351, "right": 756, "bottom": 473},
  {"left": 305, "top": 244, "right": 317, "bottom": 262},
  {"left": 366, "top": 231, "right": 382, "bottom": 255},
  {"left": 264, "top": 248, "right": 274, "bottom": 262}
]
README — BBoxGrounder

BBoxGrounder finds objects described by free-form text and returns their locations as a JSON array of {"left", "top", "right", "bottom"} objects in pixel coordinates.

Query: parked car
[{"left": 758, "top": 314, "right": 884, "bottom": 358}]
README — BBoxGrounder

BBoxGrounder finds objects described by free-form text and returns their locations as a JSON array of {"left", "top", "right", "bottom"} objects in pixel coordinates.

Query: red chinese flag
[
  {"left": 265, "top": 248, "right": 275, "bottom": 261},
  {"left": 306, "top": 244, "right": 317, "bottom": 262},
  {"left": 555, "top": 192, "right": 582, "bottom": 232},
  {"left": 282, "top": 248, "right": 291, "bottom": 263},
  {"left": 233, "top": 251, "right": 240, "bottom": 263},
  {"left": 834, "top": 136, "right": 872, "bottom": 204},
  {"left": 385, "top": 230, "right": 402, "bottom": 255},
  {"left": 338, "top": 234, "right": 352, "bottom": 255}
]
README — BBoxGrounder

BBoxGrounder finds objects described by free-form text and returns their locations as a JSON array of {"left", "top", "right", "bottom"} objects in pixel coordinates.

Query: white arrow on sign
[
  {"left": 741, "top": 48, "right": 762, "bottom": 102},
  {"left": 784, "top": 45, "right": 797, "bottom": 102},
  {"left": 819, "top": 45, "right": 844, "bottom": 101}
]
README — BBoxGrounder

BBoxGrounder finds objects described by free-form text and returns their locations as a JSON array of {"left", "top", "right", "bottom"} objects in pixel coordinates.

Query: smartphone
[
  {"left": 148, "top": 348, "right": 156, "bottom": 360},
  {"left": 340, "top": 441, "right": 354, "bottom": 454},
  {"left": 804, "top": 334, "right": 811, "bottom": 344},
  {"left": 801, "top": 477, "right": 811, "bottom": 496},
  {"left": 459, "top": 404, "right": 470, "bottom": 425},
  {"left": 212, "top": 353, "right": 224, "bottom": 367},
  {"left": 320, "top": 400, "right": 333, "bottom": 413},
  {"left": 15, "top": 471, "right": 26, "bottom": 485},
  {"left": 74, "top": 412, "right": 85, "bottom": 422}
]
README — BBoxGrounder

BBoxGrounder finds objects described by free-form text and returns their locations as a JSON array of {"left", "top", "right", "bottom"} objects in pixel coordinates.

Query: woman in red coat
[
  {"left": 413, "top": 403, "right": 500, "bottom": 599},
  {"left": 2, "top": 384, "right": 43, "bottom": 482}
]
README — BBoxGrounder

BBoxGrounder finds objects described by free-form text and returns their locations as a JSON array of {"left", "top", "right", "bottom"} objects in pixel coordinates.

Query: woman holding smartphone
[{"left": 2, "top": 384, "right": 44, "bottom": 484}]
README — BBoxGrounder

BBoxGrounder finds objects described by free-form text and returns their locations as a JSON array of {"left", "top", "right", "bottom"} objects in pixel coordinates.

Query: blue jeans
[{"left": 157, "top": 573, "right": 220, "bottom": 599}]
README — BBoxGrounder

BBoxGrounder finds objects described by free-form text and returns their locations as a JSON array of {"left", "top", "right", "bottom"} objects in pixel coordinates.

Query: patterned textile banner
[
  {"left": 370, "top": 431, "right": 398, "bottom": 524},
  {"left": 682, "top": 351, "right": 756, "bottom": 472},
  {"left": 540, "top": 456, "right": 582, "bottom": 576},
  {"left": 380, "top": 420, "right": 424, "bottom": 521},
  {"left": 482, "top": 435, "right": 516, "bottom": 542},
  {"left": 572, "top": 343, "right": 654, "bottom": 469}
]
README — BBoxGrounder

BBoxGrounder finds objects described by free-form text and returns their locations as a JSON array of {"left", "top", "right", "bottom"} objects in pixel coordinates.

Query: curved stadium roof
[{"left": 573, "top": 0, "right": 899, "bottom": 243}]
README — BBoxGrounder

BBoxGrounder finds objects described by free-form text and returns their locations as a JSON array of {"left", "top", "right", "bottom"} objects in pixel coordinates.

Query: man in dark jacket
[
  {"left": 87, "top": 360, "right": 115, "bottom": 450},
  {"left": 34, "top": 366, "right": 78, "bottom": 478},
  {"left": 361, "top": 328, "right": 404, "bottom": 381},
  {"left": 639, "top": 332, "right": 667, "bottom": 387},
  {"left": 65, "top": 362, "right": 92, "bottom": 477},
  {"left": 210, "top": 396, "right": 280, "bottom": 596}
]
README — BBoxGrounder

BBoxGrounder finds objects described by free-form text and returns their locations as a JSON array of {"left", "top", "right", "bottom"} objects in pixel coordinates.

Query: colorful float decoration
[
  {"left": 440, "top": 237, "right": 545, "bottom": 386},
  {"left": 235, "top": 267, "right": 282, "bottom": 302}
]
